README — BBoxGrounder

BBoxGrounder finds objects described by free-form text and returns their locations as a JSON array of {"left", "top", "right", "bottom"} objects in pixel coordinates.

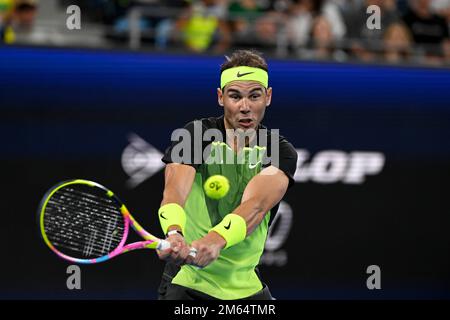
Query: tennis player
[{"left": 156, "top": 50, "right": 297, "bottom": 300}]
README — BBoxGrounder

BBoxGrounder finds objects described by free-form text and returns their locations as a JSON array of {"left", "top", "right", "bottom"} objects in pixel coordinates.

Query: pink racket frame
[{"left": 39, "top": 179, "right": 169, "bottom": 264}]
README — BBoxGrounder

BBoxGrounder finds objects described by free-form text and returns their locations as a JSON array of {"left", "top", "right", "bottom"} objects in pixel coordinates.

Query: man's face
[{"left": 217, "top": 81, "right": 272, "bottom": 131}]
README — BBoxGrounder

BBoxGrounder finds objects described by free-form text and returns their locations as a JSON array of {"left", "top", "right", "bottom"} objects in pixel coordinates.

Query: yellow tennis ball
[{"left": 204, "top": 175, "right": 230, "bottom": 200}]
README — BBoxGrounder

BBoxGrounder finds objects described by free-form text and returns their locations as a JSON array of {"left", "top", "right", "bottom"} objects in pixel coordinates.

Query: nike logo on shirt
[{"left": 249, "top": 162, "right": 261, "bottom": 169}]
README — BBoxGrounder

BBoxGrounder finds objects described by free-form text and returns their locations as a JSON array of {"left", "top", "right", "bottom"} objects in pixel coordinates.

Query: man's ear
[
  {"left": 266, "top": 87, "right": 272, "bottom": 107},
  {"left": 217, "top": 87, "right": 224, "bottom": 106}
]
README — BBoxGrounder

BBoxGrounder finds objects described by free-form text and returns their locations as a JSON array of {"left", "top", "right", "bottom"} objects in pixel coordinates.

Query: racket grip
[{"left": 157, "top": 239, "right": 171, "bottom": 251}]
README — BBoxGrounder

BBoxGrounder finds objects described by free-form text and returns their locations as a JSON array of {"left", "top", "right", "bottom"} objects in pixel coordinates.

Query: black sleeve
[
  {"left": 263, "top": 133, "right": 298, "bottom": 189},
  {"left": 277, "top": 139, "right": 298, "bottom": 188},
  {"left": 265, "top": 136, "right": 297, "bottom": 226},
  {"left": 161, "top": 120, "right": 209, "bottom": 169}
]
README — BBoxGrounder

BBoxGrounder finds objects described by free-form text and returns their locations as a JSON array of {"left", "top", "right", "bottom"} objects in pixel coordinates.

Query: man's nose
[{"left": 239, "top": 98, "right": 250, "bottom": 113}]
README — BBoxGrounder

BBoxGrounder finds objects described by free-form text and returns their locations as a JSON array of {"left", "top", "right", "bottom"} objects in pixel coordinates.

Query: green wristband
[
  {"left": 158, "top": 203, "right": 186, "bottom": 235},
  {"left": 210, "top": 213, "right": 247, "bottom": 249}
]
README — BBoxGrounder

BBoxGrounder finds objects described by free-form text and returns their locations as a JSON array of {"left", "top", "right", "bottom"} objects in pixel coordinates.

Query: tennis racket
[{"left": 39, "top": 179, "right": 173, "bottom": 264}]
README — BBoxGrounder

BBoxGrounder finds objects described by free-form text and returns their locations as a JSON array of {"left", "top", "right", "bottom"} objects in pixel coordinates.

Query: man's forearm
[
  {"left": 161, "top": 186, "right": 188, "bottom": 207},
  {"left": 208, "top": 170, "right": 289, "bottom": 245},
  {"left": 206, "top": 197, "right": 265, "bottom": 250},
  {"left": 232, "top": 197, "right": 267, "bottom": 236},
  {"left": 159, "top": 164, "right": 195, "bottom": 234},
  {"left": 161, "top": 163, "right": 195, "bottom": 207}
]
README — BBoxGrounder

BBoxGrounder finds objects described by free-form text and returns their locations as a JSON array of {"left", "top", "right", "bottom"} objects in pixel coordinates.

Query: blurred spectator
[
  {"left": 226, "top": 0, "right": 288, "bottom": 47},
  {"left": 402, "top": 0, "right": 449, "bottom": 60},
  {"left": 0, "top": 0, "right": 446, "bottom": 65},
  {"left": 345, "top": 1, "right": 401, "bottom": 63},
  {"left": 0, "top": 0, "right": 38, "bottom": 44},
  {"left": 0, "top": 0, "right": 13, "bottom": 20},
  {"left": 228, "top": 0, "right": 265, "bottom": 44},
  {"left": 443, "top": 38, "right": 450, "bottom": 63},
  {"left": 430, "top": 0, "right": 450, "bottom": 22},
  {"left": 174, "top": 0, "right": 231, "bottom": 53},
  {"left": 345, "top": 0, "right": 400, "bottom": 42},
  {"left": 59, "top": 0, "right": 132, "bottom": 25},
  {"left": 228, "top": 0, "right": 264, "bottom": 35},
  {"left": 154, "top": 0, "right": 190, "bottom": 50},
  {"left": 345, "top": 0, "right": 400, "bottom": 43},
  {"left": 383, "top": 21, "right": 413, "bottom": 63},
  {"left": 251, "top": 0, "right": 290, "bottom": 46},
  {"left": 0, "top": 0, "right": 14, "bottom": 43},
  {"left": 431, "top": 1, "right": 450, "bottom": 63},
  {"left": 309, "top": 15, "right": 336, "bottom": 59},
  {"left": 286, "top": 0, "right": 346, "bottom": 55}
]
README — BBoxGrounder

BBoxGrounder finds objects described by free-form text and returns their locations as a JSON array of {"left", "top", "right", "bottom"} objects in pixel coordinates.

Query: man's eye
[
  {"left": 230, "top": 95, "right": 240, "bottom": 99},
  {"left": 251, "top": 95, "right": 261, "bottom": 99}
]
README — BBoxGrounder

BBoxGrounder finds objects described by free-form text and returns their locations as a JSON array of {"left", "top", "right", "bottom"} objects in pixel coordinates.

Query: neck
[{"left": 223, "top": 117, "right": 258, "bottom": 151}]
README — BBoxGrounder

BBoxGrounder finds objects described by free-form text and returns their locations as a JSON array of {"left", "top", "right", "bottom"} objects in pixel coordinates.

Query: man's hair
[{"left": 220, "top": 50, "right": 268, "bottom": 73}]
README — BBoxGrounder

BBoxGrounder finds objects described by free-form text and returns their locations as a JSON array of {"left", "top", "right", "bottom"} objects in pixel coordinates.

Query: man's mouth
[{"left": 238, "top": 118, "right": 254, "bottom": 128}]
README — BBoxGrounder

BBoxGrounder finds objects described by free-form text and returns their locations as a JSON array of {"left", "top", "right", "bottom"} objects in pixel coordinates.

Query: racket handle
[{"left": 157, "top": 239, "right": 171, "bottom": 251}]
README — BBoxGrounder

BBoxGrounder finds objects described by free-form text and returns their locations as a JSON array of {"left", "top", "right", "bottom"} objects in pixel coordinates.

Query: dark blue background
[{"left": 1, "top": 46, "right": 450, "bottom": 158}]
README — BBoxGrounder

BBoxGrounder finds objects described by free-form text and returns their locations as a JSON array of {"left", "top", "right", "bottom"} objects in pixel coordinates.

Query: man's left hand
[{"left": 186, "top": 231, "right": 226, "bottom": 268}]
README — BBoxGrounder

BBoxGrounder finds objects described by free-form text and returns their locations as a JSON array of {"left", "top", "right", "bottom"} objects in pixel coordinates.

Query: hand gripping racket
[{"left": 38, "top": 179, "right": 173, "bottom": 264}]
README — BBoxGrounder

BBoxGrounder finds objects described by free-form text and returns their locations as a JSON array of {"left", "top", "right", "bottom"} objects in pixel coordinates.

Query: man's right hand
[{"left": 157, "top": 231, "right": 191, "bottom": 266}]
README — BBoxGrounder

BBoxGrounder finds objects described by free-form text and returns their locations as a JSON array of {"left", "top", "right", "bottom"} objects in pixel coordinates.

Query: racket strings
[
  {"left": 45, "top": 207, "right": 122, "bottom": 257},
  {"left": 45, "top": 192, "right": 123, "bottom": 257},
  {"left": 47, "top": 192, "right": 120, "bottom": 233},
  {"left": 43, "top": 186, "right": 125, "bottom": 259},
  {"left": 44, "top": 208, "right": 121, "bottom": 253},
  {"left": 47, "top": 190, "right": 122, "bottom": 239}
]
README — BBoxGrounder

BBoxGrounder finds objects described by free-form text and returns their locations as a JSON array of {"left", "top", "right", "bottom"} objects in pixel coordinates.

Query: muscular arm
[
  {"left": 161, "top": 163, "right": 196, "bottom": 209},
  {"left": 233, "top": 166, "right": 289, "bottom": 235},
  {"left": 157, "top": 163, "right": 196, "bottom": 264}
]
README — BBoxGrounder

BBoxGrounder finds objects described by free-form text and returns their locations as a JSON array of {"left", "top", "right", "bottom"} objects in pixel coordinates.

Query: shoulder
[
  {"left": 181, "top": 115, "right": 224, "bottom": 131},
  {"left": 261, "top": 125, "right": 297, "bottom": 159}
]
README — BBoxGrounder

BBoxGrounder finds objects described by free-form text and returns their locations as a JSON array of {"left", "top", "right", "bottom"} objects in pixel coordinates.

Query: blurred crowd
[
  {"left": 1, "top": 0, "right": 449, "bottom": 65},
  {"left": 0, "top": 0, "right": 38, "bottom": 44}
]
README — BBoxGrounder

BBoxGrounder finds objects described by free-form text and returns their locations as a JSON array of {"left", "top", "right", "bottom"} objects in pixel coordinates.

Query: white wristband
[{"left": 166, "top": 230, "right": 183, "bottom": 237}]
